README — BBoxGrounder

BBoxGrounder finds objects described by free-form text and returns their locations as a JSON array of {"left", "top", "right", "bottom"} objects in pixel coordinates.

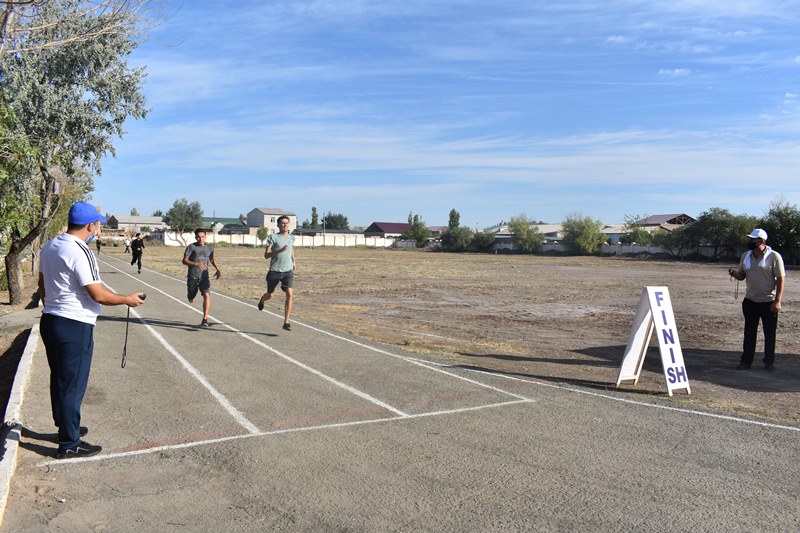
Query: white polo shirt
[
  {"left": 737, "top": 245, "right": 785, "bottom": 303},
  {"left": 40, "top": 233, "right": 103, "bottom": 325}
]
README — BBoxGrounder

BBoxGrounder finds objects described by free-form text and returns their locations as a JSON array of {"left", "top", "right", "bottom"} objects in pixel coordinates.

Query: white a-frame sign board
[{"left": 616, "top": 286, "right": 691, "bottom": 396}]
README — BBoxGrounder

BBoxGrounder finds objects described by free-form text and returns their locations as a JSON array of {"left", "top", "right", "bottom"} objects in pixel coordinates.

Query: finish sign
[{"left": 616, "top": 286, "right": 691, "bottom": 396}]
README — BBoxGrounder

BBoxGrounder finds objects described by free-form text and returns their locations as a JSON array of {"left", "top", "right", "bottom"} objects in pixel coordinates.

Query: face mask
[
  {"left": 747, "top": 241, "right": 758, "bottom": 250},
  {"left": 85, "top": 224, "right": 97, "bottom": 244}
]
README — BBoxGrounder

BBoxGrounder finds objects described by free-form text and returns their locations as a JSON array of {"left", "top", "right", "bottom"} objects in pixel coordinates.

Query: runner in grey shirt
[
  {"left": 182, "top": 228, "right": 222, "bottom": 327},
  {"left": 257, "top": 215, "right": 296, "bottom": 331}
]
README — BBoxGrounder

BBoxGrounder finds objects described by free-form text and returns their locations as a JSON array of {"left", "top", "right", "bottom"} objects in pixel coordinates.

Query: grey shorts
[
  {"left": 187, "top": 272, "right": 211, "bottom": 300},
  {"left": 267, "top": 270, "right": 294, "bottom": 293}
]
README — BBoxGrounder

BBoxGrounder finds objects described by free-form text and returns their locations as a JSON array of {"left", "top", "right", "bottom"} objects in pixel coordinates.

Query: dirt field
[{"left": 2, "top": 243, "right": 798, "bottom": 428}]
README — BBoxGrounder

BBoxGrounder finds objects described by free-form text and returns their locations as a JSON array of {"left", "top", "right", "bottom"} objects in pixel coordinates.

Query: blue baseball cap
[{"left": 68, "top": 202, "right": 107, "bottom": 225}]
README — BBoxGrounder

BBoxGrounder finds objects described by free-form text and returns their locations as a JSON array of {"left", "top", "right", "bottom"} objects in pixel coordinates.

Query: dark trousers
[
  {"left": 741, "top": 298, "right": 778, "bottom": 366},
  {"left": 40, "top": 313, "right": 94, "bottom": 451},
  {"left": 131, "top": 250, "right": 142, "bottom": 269}
]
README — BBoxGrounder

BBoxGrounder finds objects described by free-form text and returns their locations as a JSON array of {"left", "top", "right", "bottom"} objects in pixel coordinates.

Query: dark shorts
[
  {"left": 187, "top": 272, "right": 211, "bottom": 300},
  {"left": 267, "top": 270, "right": 294, "bottom": 293}
]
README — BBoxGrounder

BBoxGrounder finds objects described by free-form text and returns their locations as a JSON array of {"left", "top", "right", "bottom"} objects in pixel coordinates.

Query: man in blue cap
[{"left": 38, "top": 201, "right": 146, "bottom": 458}]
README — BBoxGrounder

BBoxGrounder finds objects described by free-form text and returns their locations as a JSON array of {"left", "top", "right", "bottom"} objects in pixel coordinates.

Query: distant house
[
  {"left": 106, "top": 215, "right": 167, "bottom": 234},
  {"left": 638, "top": 214, "right": 695, "bottom": 233},
  {"left": 600, "top": 224, "right": 627, "bottom": 244},
  {"left": 246, "top": 208, "right": 297, "bottom": 234},
  {"left": 218, "top": 222, "right": 253, "bottom": 236},
  {"left": 427, "top": 226, "right": 447, "bottom": 239},
  {"left": 363, "top": 222, "right": 412, "bottom": 238}
]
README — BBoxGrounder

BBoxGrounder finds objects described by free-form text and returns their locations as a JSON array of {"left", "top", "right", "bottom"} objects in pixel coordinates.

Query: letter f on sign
[{"left": 655, "top": 292, "right": 665, "bottom": 307}]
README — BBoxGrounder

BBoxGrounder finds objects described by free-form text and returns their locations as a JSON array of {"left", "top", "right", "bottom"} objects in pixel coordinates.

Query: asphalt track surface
[{"left": 2, "top": 254, "right": 799, "bottom": 531}]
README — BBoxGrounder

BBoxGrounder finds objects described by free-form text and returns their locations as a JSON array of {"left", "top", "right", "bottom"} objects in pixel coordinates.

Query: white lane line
[
  {"left": 102, "top": 255, "right": 800, "bottom": 433},
  {"left": 38, "top": 398, "right": 529, "bottom": 465},
  {"left": 102, "top": 259, "right": 408, "bottom": 417},
  {"left": 222, "top": 326, "right": 408, "bottom": 417},
  {"left": 115, "top": 258, "right": 531, "bottom": 403},
  {"left": 103, "top": 280, "right": 261, "bottom": 435},
  {"left": 432, "top": 362, "right": 800, "bottom": 434}
]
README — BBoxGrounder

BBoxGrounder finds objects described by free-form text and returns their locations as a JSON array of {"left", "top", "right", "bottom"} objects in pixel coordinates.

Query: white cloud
[{"left": 658, "top": 68, "right": 691, "bottom": 77}]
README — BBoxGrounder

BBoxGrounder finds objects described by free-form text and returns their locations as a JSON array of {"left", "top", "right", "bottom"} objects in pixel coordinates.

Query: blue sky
[{"left": 94, "top": 0, "right": 800, "bottom": 228}]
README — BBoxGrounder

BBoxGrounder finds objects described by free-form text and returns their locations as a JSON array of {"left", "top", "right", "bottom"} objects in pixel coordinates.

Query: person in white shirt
[
  {"left": 728, "top": 228, "right": 785, "bottom": 371},
  {"left": 38, "top": 202, "right": 146, "bottom": 459}
]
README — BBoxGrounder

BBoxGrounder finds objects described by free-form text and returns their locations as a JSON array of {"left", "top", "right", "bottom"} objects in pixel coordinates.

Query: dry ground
[{"left": 2, "top": 243, "right": 798, "bottom": 428}]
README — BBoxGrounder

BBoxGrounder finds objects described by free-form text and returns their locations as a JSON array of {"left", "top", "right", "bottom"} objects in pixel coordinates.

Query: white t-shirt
[{"left": 40, "top": 233, "right": 103, "bottom": 325}]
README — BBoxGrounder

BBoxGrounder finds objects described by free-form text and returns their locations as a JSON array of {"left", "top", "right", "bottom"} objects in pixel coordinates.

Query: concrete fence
[{"left": 150, "top": 231, "right": 396, "bottom": 248}]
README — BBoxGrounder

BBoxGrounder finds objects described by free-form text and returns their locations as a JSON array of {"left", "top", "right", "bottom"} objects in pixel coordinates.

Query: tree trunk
[
  {"left": 4, "top": 246, "right": 24, "bottom": 305},
  {"left": 6, "top": 166, "right": 60, "bottom": 305}
]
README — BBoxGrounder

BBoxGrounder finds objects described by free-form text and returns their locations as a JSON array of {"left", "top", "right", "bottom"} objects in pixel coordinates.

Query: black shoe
[
  {"left": 765, "top": 362, "right": 775, "bottom": 371},
  {"left": 282, "top": 323, "right": 291, "bottom": 331},
  {"left": 736, "top": 363, "right": 751, "bottom": 370},
  {"left": 257, "top": 300, "right": 264, "bottom": 311},
  {"left": 200, "top": 318, "right": 210, "bottom": 328},
  {"left": 138, "top": 269, "right": 141, "bottom": 274},
  {"left": 56, "top": 441, "right": 102, "bottom": 459}
]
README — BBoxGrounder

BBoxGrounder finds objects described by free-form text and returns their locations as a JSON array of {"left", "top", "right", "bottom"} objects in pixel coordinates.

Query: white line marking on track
[
  {"left": 39, "top": 398, "right": 530, "bottom": 465},
  {"left": 102, "top": 258, "right": 408, "bottom": 417},
  {"left": 101, "top": 255, "right": 800, "bottom": 434},
  {"left": 429, "top": 362, "right": 800, "bottom": 433},
  {"left": 103, "top": 280, "right": 261, "bottom": 435}
]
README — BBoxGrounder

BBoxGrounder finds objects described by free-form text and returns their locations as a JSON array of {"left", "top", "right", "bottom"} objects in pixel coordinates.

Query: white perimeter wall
[{"left": 152, "top": 232, "right": 396, "bottom": 248}]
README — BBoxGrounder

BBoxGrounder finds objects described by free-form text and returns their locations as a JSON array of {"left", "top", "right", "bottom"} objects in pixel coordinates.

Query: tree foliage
[
  {"left": 441, "top": 226, "right": 473, "bottom": 252},
  {"left": 619, "top": 214, "right": 653, "bottom": 245},
  {"left": 561, "top": 213, "right": 605, "bottom": 254},
  {"left": 682, "top": 208, "right": 757, "bottom": 260},
  {"left": 619, "top": 228, "right": 653, "bottom": 246},
  {"left": 471, "top": 231, "right": 496, "bottom": 252},
  {"left": 1, "top": 0, "right": 148, "bottom": 303},
  {"left": 447, "top": 208, "right": 460, "bottom": 230},
  {"left": 256, "top": 225, "right": 269, "bottom": 246},
  {"left": 508, "top": 214, "right": 544, "bottom": 254},
  {"left": 322, "top": 212, "right": 349, "bottom": 230},
  {"left": 310, "top": 207, "right": 319, "bottom": 228},
  {"left": 163, "top": 198, "right": 203, "bottom": 244},
  {"left": 760, "top": 198, "right": 800, "bottom": 265},
  {"left": 1, "top": 1, "right": 155, "bottom": 59},
  {"left": 401, "top": 214, "right": 431, "bottom": 248}
]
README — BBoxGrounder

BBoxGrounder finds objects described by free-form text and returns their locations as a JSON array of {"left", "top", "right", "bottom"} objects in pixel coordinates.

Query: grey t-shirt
[
  {"left": 267, "top": 233, "right": 295, "bottom": 272},
  {"left": 184, "top": 242, "right": 215, "bottom": 279}
]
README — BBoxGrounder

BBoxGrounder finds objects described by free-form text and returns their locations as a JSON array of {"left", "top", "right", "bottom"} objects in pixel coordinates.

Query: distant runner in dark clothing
[{"left": 130, "top": 233, "right": 145, "bottom": 273}]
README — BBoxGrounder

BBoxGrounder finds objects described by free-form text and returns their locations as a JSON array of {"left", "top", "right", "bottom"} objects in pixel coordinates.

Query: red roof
[{"left": 365, "top": 222, "right": 412, "bottom": 233}]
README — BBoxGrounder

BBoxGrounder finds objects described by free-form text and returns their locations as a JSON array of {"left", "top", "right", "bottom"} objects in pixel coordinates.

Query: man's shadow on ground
[
  {"left": 96, "top": 315, "right": 278, "bottom": 337},
  {"left": 15, "top": 426, "right": 60, "bottom": 458},
  {"left": 456, "top": 345, "right": 800, "bottom": 394}
]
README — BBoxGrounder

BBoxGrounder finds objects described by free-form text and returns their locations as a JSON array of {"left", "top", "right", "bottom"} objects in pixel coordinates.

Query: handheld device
[{"left": 122, "top": 293, "right": 146, "bottom": 368}]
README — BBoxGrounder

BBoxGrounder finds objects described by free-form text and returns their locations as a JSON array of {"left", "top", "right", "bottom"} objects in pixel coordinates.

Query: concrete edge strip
[{"left": 0, "top": 321, "right": 40, "bottom": 527}]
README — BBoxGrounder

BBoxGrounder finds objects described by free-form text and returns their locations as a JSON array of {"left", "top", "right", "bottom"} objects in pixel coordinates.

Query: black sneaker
[
  {"left": 138, "top": 269, "right": 141, "bottom": 274},
  {"left": 736, "top": 363, "right": 751, "bottom": 370},
  {"left": 200, "top": 318, "right": 210, "bottom": 328},
  {"left": 765, "top": 362, "right": 775, "bottom": 371},
  {"left": 257, "top": 300, "right": 264, "bottom": 311},
  {"left": 56, "top": 441, "right": 102, "bottom": 459},
  {"left": 282, "top": 323, "right": 291, "bottom": 331}
]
